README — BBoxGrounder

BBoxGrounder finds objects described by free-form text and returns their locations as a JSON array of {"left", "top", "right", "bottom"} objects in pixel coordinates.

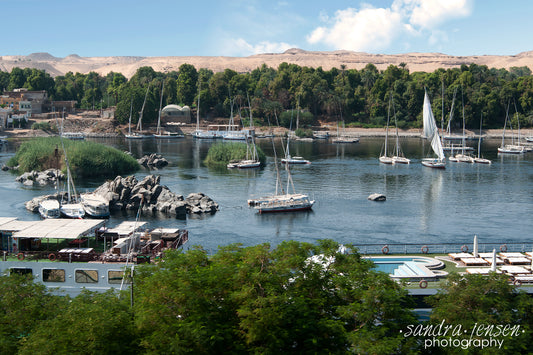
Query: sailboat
[
  {"left": 192, "top": 82, "right": 216, "bottom": 139},
  {"left": 421, "top": 89, "right": 446, "bottom": 169},
  {"left": 126, "top": 84, "right": 151, "bottom": 139},
  {"left": 379, "top": 96, "right": 394, "bottom": 164},
  {"left": 281, "top": 109, "right": 310, "bottom": 165},
  {"left": 224, "top": 99, "right": 247, "bottom": 141},
  {"left": 449, "top": 90, "right": 474, "bottom": 163},
  {"left": 248, "top": 136, "right": 314, "bottom": 213},
  {"left": 498, "top": 102, "right": 525, "bottom": 154},
  {"left": 391, "top": 98, "right": 410, "bottom": 164},
  {"left": 234, "top": 96, "right": 260, "bottom": 169},
  {"left": 474, "top": 114, "right": 491, "bottom": 164},
  {"left": 332, "top": 103, "right": 359, "bottom": 143},
  {"left": 154, "top": 81, "right": 184, "bottom": 139},
  {"left": 57, "top": 134, "right": 85, "bottom": 218}
]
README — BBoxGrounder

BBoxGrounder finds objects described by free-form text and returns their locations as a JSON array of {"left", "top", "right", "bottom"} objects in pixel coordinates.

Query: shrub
[
  {"left": 204, "top": 142, "right": 266, "bottom": 168},
  {"left": 295, "top": 128, "right": 313, "bottom": 138}
]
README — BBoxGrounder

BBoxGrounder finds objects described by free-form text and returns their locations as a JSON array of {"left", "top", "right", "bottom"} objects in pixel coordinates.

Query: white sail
[
  {"left": 430, "top": 130, "right": 445, "bottom": 161},
  {"left": 422, "top": 90, "right": 437, "bottom": 139}
]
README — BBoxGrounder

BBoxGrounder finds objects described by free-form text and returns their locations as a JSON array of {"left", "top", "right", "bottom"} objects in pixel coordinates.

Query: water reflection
[{"left": 0, "top": 136, "right": 531, "bottom": 251}]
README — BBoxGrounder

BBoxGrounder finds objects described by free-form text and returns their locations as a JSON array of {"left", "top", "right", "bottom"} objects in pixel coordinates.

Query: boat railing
[{"left": 351, "top": 242, "right": 533, "bottom": 255}]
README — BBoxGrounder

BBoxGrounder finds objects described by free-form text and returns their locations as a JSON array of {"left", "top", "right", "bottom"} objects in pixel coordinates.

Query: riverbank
[{"left": 2, "top": 114, "right": 532, "bottom": 139}]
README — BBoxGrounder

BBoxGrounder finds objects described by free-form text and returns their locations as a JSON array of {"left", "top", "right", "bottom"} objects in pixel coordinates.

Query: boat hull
[
  {"left": 421, "top": 159, "right": 446, "bottom": 169},
  {"left": 257, "top": 203, "right": 314, "bottom": 213}
]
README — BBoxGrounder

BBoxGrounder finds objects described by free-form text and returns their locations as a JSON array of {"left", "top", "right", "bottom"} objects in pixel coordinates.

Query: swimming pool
[{"left": 365, "top": 256, "right": 447, "bottom": 281}]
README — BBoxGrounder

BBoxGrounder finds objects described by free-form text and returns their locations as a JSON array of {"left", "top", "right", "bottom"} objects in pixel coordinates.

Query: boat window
[
  {"left": 108, "top": 270, "right": 131, "bottom": 284},
  {"left": 75, "top": 269, "right": 98, "bottom": 283},
  {"left": 10, "top": 268, "right": 32, "bottom": 276},
  {"left": 42, "top": 269, "right": 66, "bottom": 282}
]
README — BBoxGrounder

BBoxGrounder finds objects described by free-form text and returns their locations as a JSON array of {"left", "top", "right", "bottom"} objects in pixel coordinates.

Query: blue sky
[{"left": 2, "top": 0, "right": 531, "bottom": 57}]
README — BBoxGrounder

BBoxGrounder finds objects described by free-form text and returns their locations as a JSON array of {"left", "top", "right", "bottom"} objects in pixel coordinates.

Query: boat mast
[
  {"left": 156, "top": 80, "right": 165, "bottom": 135},
  {"left": 461, "top": 88, "right": 466, "bottom": 154},
  {"left": 138, "top": 82, "right": 151, "bottom": 133},
  {"left": 196, "top": 82, "right": 201, "bottom": 132},
  {"left": 478, "top": 113, "right": 483, "bottom": 159},
  {"left": 128, "top": 97, "right": 133, "bottom": 135}
]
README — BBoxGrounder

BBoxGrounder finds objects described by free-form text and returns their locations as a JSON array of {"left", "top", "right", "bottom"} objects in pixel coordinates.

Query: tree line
[
  {"left": 1, "top": 62, "right": 533, "bottom": 130},
  {"left": 1, "top": 240, "right": 532, "bottom": 354}
]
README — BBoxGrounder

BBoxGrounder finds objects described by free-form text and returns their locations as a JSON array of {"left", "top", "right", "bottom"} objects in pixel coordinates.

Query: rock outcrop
[
  {"left": 16, "top": 169, "right": 65, "bottom": 186},
  {"left": 137, "top": 153, "right": 169, "bottom": 168},
  {"left": 91, "top": 175, "right": 218, "bottom": 216}
]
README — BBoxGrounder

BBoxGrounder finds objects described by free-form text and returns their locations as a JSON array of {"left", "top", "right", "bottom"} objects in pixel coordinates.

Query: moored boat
[
  {"left": 421, "top": 89, "right": 446, "bottom": 169},
  {"left": 80, "top": 193, "right": 110, "bottom": 218},
  {"left": 38, "top": 199, "right": 60, "bottom": 219}
]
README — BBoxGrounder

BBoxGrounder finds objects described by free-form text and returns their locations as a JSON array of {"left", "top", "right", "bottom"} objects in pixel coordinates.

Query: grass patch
[
  {"left": 204, "top": 142, "right": 266, "bottom": 168},
  {"left": 7, "top": 137, "right": 139, "bottom": 179}
]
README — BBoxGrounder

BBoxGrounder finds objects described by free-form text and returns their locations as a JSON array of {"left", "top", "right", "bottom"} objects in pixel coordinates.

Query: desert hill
[{"left": 1, "top": 49, "right": 532, "bottom": 78}]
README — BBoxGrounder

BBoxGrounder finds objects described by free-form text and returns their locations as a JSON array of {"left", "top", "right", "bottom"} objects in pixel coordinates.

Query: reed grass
[
  {"left": 7, "top": 137, "right": 139, "bottom": 178},
  {"left": 204, "top": 142, "right": 266, "bottom": 168}
]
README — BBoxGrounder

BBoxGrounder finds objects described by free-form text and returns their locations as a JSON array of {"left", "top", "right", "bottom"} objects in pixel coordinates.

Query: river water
[{"left": 0, "top": 136, "right": 531, "bottom": 253}]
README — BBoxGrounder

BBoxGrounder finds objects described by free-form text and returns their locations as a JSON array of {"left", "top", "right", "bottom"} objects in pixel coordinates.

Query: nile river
[{"left": 0, "top": 136, "right": 531, "bottom": 253}]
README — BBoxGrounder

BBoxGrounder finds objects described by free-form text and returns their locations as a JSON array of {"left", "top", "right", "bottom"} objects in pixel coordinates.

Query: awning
[{"left": 12, "top": 218, "right": 105, "bottom": 240}]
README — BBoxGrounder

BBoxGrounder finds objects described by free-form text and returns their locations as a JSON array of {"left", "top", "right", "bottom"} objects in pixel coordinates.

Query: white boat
[
  {"left": 526, "top": 136, "right": 533, "bottom": 142},
  {"left": 236, "top": 160, "right": 261, "bottom": 169},
  {"left": 421, "top": 89, "right": 446, "bottom": 169},
  {"left": 61, "top": 132, "right": 85, "bottom": 140},
  {"left": 249, "top": 134, "right": 314, "bottom": 213},
  {"left": 80, "top": 193, "right": 110, "bottom": 218},
  {"left": 236, "top": 96, "right": 260, "bottom": 169},
  {"left": 449, "top": 91, "right": 474, "bottom": 163},
  {"left": 254, "top": 193, "right": 314, "bottom": 213},
  {"left": 498, "top": 102, "right": 526, "bottom": 155},
  {"left": 332, "top": 107, "right": 358, "bottom": 143},
  {"left": 281, "top": 116, "right": 310, "bottom": 165},
  {"left": 281, "top": 155, "right": 310, "bottom": 165},
  {"left": 474, "top": 114, "right": 491, "bottom": 164},
  {"left": 379, "top": 96, "right": 394, "bottom": 164},
  {"left": 126, "top": 84, "right": 152, "bottom": 139},
  {"left": 38, "top": 199, "right": 61, "bottom": 219},
  {"left": 154, "top": 81, "right": 184, "bottom": 139},
  {"left": 57, "top": 136, "right": 85, "bottom": 219},
  {"left": 313, "top": 131, "right": 329, "bottom": 139},
  {"left": 223, "top": 99, "right": 247, "bottom": 141}
]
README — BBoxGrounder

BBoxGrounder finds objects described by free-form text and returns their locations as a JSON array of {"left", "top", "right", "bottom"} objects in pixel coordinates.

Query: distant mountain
[{"left": 1, "top": 49, "right": 532, "bottom": 78}]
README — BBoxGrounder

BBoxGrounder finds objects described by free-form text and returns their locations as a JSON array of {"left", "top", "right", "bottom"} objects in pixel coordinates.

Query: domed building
[{"left": 161, "top": 105, "right": 191, "bottom": 123}]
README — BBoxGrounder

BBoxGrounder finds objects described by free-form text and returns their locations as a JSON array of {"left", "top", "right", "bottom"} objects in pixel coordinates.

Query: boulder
[
  {"left": 16, "top": 169, "right": 64, "bottom": 186},
  {"left": 368, "top": 193, "right": 386, "bottom": 201},
  {"left": 138, "top": 154, "right": 169, "bottom": 168},
  {"left": 79, "top": 174, "right": 217, "bottom": 218}
]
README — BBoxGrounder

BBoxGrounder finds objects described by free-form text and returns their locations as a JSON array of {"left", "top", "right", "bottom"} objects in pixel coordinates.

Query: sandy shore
[{"left": 2, "top": 119, "right": 532, "bottom": 140}]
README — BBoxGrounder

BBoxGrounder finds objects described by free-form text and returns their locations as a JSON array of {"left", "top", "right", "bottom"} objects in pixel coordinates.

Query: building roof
[
  {"left": 102, "top": 221, "right": 147, "bottom": 237},
  {"left": 162, "top": 104, "right": 190, "bottom": 112},
  {"left": 10, "top": 218, "right": 105, "bottom": 240}
]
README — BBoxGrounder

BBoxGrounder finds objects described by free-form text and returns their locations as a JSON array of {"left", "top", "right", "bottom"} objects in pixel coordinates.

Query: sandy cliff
[{"left": 1, "top": 49, "right": 532, "bottom": 78}]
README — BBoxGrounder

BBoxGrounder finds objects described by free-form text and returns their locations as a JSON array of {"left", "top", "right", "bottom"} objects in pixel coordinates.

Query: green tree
[
  {"left": 0, "top": 274, "right": 65, "bottom": 354},
  {"left": 19, "top": 290, "right": 138, "bottom": 355},
  {"left": 425, "top": 273, "right": 533, "bottom": 354},
  {"left": 177, "top": 63, "right": 198, "bottom": 106},
  {"left": 134, "top": 240, "right": 417, "bottom": 354}
]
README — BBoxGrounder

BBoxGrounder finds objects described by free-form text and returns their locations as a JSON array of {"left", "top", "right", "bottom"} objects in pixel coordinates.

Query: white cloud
[
  {"left": 307, "top": 6, "right": 404, "bottom": 52},
  {"left": 401, "top": 0, "right": 473, "bottom": 29},
  {"left": 307, "top": 0, "right": 474, "bottom": 52}
]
